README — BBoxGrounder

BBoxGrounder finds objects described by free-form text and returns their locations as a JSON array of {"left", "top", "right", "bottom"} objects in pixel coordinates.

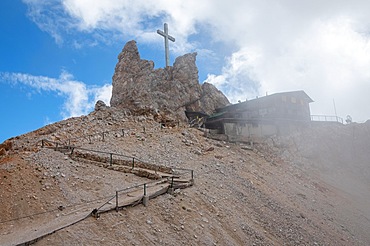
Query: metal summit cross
[{"left": 157, "top": 23, "right": 175, "bottom": 67}]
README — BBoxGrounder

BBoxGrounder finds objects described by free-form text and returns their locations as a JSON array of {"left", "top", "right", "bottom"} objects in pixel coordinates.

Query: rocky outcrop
[
  {"left": 110, "top": 40, "right": 229, "bottom": 121},
  {"left": 0, "top": 140, "right": 12, "bottom": 156},
  {"left": 200, "top": 82, "right": 231, "bottom": 115}
]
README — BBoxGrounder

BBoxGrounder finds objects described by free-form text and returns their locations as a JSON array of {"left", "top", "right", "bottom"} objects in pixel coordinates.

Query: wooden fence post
[
  {"left": 143, "top": 183, "right": 149, "bottom": 207},
  {"left": 116, "top": 191, "right": 119, "bottom": 212}
]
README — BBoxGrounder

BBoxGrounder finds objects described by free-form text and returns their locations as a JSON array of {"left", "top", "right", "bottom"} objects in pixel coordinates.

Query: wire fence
[
  {"left": 41, "top": 139, "right": 178, "bottom": 175},
  {"left": 41, "top": 139, "right": 194, "bottom": 216},
  {"left": 3, "top": 132, "right": 194, "bottom": 224},
  {"left": 0, "top": 122, "right": 194, "bottom": 246},
  {"left": 60, "top": 122, "right": 181, "bottom": 147},
  {"left": 0, "top": 193, "right": 114, "bottom": 224},
  {"left": 4, "top": 135, "right": 194, "bottom": 224},
  {"left": 93, "top": 178, "right": 170, "bottom": 216}
]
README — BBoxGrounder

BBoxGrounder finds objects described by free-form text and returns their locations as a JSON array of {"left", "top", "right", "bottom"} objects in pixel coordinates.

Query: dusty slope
[
  {"left": 1, "top": 108, "right": 369, "bottom": 245},
  {"left": 283, "top": 122, "right": 370, "bottom": 217}
]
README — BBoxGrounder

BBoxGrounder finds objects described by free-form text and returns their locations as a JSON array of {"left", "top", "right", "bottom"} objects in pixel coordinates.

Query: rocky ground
[{"left": 1, "top": 107, "right": 370, "bottom": 245}]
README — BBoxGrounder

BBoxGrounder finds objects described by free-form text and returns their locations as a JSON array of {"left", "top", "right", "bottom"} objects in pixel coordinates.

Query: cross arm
[
  {"left": 157, "top": 30, "right": 175, "bottom": 42},
  {"left": 157, "top": 30, "right": 165, "bottom": 36}
]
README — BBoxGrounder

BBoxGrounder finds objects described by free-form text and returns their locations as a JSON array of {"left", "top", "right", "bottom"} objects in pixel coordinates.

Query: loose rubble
[{"left": 1, "top": 113, "right": 370, "bottom": 245}]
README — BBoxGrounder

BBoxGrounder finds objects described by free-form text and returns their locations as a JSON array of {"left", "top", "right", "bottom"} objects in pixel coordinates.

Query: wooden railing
[{"left": 310, "top": 115, "right": 344, "bottom": 124}]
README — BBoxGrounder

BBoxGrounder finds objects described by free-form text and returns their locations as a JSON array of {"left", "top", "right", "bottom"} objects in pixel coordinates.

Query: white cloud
[
  {"left": 207, "top": 15, "right": 370, "bottom": 122},
  {"left": 23, "top": 0, "right": 74, "bottom": 45},
  {"left": 23, "top": 0, "right": 209, "bottom": 53},
  {"left": 90, "top": 84, "right": 113, "bottom": 107},
  {"left": 204, "top": 47, "right": 261, "bottom": 102},
  {"left": 0, "top": 71, "right": 112, "bottom": 118},
  {"left": 22, "top": 0, "right": 370, "bottom": 122}
]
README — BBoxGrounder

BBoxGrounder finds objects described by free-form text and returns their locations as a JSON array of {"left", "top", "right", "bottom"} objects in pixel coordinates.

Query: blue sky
[{"left": 2, "top": 0, "right": 370, "bottom": 142}]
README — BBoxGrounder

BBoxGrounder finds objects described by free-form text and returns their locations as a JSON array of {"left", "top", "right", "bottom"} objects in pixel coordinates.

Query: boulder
[{"left": 94, "top": 100, "right": 107, "bottom": 111}]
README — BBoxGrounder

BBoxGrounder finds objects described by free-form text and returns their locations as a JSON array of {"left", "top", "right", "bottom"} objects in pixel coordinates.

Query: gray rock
[
  {"left": 95, "top": 100, "right": 107, "bottom": 111},
  {"left": 110, "top": 40, "right": 229, "bottom": 121}
]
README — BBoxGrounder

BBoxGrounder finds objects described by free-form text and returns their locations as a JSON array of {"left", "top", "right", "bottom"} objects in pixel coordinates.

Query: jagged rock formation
[{"left": 110, "top": 40, "right": 229, "bottom": 121}]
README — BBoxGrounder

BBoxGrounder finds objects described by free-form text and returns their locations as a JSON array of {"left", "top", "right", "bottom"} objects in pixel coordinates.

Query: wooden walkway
[
  {"left": 0, "top": 202, "right": 98, "bottom": 246},
  {"left": 97, "top": 182, "right": 171, "bottom": 214},
  {"left": 0, "top": 180, "right": 173, "bottom": 246},
  {"left": 0, "top": 139, "right": 194, "bottom": 246}
]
